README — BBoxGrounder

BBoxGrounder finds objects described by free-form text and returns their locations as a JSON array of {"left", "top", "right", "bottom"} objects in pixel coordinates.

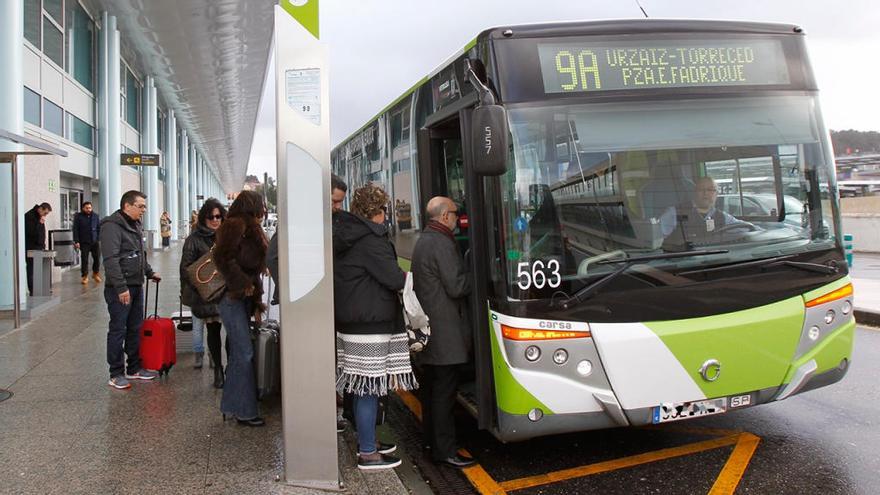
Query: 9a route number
[{"left": 517, "top": 260, "right": 562, "bottom": 290}]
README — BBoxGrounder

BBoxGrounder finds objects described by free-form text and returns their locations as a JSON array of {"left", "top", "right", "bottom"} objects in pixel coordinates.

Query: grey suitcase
[{"left": 252, "top": 276, "right": 281, "bottom": 399}]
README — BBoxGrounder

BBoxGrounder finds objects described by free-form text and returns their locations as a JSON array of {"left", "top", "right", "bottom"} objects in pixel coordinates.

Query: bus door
[{"left": 418, "top": 112, "right": 496, "bottom": 430}]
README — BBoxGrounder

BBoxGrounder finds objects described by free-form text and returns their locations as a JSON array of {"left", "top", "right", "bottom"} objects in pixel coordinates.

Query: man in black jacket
[
  {"left": 73, "top": 201, "right": 102, "bottom": 285},
  {"left": 101, "top": 190, "right": 161, "bottom": 390},
  {"left": 24, "top": 202, "right": 51, "bottom": 295},
  {"left": 411, "top": 196, "right": 475, "bottom": 468}
]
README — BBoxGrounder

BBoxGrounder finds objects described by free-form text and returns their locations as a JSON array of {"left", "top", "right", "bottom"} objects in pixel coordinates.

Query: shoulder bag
[{"left": 186, "top": 247, "right": 226, "bottom": 302}]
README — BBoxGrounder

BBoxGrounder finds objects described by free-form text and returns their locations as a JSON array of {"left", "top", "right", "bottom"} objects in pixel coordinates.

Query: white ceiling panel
[{"left": 85, "top": 0, "right": 275, "bottom": 192}]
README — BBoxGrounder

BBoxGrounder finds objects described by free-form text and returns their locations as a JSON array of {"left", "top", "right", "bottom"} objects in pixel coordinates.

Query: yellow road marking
[
  {"left": 499, "top": 435, "right": 740, "bottom": 492},
  {"left": 708, "top": 433, "right": 761, "bottom": 495},
  {"left": 397, "top": 390, "right": 760, "bottom": 495},
  {"left": 397, "top": 389, "right": 423, "bottom": 421},
  {"left": 397, "top": 390, "right": 507, "bottom": 495}
]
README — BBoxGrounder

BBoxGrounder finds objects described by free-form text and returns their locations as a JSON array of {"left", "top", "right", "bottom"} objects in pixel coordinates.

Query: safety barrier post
[{"left": 844, "top": 234, "right": 853, "bottom": 268}]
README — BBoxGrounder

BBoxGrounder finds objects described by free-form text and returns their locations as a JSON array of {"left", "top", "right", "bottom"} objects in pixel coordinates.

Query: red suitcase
[{"left": 140, "top": 280, "right": 176, "bottom": 375}]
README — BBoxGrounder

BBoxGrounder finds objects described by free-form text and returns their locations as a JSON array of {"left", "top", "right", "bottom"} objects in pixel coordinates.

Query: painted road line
[
  {"left": 397, "top": 390, "right": 508, "bottom": 495},
  {"left": 708, "top": 432, "right": 761, "bottom": 495},
  {"left": 499, "top": 435, "right": 740, "bottom": 492}
]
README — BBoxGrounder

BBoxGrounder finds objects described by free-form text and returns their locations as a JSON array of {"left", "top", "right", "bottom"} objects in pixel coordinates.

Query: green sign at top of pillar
[{"left": 281, "top": 0, "right": 319, "bottom": 39}]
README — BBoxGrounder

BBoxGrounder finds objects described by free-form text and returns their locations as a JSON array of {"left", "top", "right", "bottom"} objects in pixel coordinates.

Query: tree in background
[{"left": 831, "top": 130, "right": 880, "bottom": 156}]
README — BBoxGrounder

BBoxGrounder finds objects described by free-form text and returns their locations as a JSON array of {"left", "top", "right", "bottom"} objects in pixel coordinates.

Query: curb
[{"left": 854, "top": 309, "right": 880, "bottom": 328}]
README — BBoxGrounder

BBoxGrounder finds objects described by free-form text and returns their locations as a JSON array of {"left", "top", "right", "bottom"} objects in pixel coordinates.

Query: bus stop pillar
[{"left": 275, "top": 1, "right": 340, "bottom": 490}]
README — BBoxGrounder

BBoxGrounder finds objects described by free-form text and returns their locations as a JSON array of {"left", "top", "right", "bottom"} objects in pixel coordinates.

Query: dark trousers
[
  {"left": 80, "top": 242, "right": 101, "bottom": 277},
  {"left": 25, "top": 257, "right": 33, "bottom": 295},
  {"left": 206, "top": 321, "right": 225, "bottom": 367},
  {"left": 105, "top": 285, "right": 144, "bottom": 377},
  {"left": 419, "top": 364, "right": 461, "bottom": 460}
]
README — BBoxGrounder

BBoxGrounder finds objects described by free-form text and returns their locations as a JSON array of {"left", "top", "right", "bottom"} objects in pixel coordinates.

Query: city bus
[{"left": 331, "top": 19, "right": 855, "bottom": 441}]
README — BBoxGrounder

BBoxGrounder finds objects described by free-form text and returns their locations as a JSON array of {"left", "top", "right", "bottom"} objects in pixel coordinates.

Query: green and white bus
[{"left": 331, "top": 20, "right": 854, "bottom": 441}]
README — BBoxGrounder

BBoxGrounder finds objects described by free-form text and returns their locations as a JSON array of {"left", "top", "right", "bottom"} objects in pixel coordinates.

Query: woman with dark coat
[
  {"left": 334, "top": 183, "right": 417, "bottom": 470},
  {"left": 213, "top": 191, "right": 268, "bottom": 426},
  {"left": 180, "top": 198, "right": 226, "bottom": 386}
]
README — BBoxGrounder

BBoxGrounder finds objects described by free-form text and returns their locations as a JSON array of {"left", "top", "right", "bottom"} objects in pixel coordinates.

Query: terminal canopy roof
[{"left": 86, "top": 0, "right": 275, "bottom": 192}]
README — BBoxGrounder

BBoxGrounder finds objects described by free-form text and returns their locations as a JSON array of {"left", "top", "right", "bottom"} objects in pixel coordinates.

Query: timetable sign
[{"left": 538, "top": 38, "right": 791, "bottom": 93}]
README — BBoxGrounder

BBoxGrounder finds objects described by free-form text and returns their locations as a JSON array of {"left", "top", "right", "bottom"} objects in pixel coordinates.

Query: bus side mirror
[{"left": 472, "top": 105, "right": 509, "bottom": 176}]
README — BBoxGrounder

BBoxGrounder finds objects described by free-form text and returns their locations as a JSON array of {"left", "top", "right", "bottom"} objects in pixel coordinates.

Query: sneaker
[
  {"left": 358, "top": 443, "right": 396, "bottom": 455},
  {"left": 357, "top": 453, "right": 402, "bottom": 471},
  {"left": 92, "top": 272, "right": 103, "bottom": 283},
  {"left": 108, "top": 376, "right": 131, "bottom": 389},
  {"left": 336, "top": 419, "right": 347, "bottom": 433},
  {"left": 125, "top": 369, "right": 159, "bottom": 380},
  {"left": 81, "top": 276, "right": 89, "bottom": 285}
]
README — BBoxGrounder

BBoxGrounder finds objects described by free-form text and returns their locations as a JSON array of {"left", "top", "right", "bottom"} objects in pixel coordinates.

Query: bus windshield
[{"left": 501, "top": 94, "right": 839, "bottom": 300}]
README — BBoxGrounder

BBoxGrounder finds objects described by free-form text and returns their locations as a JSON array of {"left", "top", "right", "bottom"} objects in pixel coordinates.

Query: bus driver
[{"left": 660, "top": 176, "right": 750, "bottom": 246}]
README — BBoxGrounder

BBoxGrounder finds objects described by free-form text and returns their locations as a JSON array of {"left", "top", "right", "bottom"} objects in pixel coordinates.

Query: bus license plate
[{"left": 652, "top": 398, "right": 727, "bottom": 424}]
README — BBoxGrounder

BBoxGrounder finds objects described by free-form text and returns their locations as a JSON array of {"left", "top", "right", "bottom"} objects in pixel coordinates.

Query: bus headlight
[
  {"left": 824, "top": 310, "right": 835, "bottom": 325},
  {"left": 841, "top": 300, "right": 852, "bottom": 315},
  {"left": 808, "top": 326, "right": 820, "bottom": 341},
  {"left": 525, "top": 346, "right": 541, "bottom": 362},
  {"left": 553, "top": 349, "right": 568, "bottom": 365},
  {"left": 576, "top": 360, "right": 592, "bottom": 376}
]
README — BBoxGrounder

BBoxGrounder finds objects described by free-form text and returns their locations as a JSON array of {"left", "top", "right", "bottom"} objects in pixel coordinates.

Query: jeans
[
  {"left": 353, "top": 394, "right": 379, "bottom": 454},
  {"left": 79, "top": 242, "right": 101, "bottom": 276},
  {"left": 105, "top": 285, "right": 144, "bottom": 377},
  {"left": 192, "top": 316, "right": 205, "bottom": 353},
  {"left": 218, "top": 295, "right": 258, "bottom": 420}
]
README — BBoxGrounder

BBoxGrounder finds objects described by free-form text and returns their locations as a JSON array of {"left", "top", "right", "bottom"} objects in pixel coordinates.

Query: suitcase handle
[{"left": 144, "top": 279, "right": 161, "bottom": 319}]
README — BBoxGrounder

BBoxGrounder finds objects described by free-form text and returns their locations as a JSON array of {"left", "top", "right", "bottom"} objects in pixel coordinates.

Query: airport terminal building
[{"left": 1, "top": 0, "right": 271, "bottom": 315}]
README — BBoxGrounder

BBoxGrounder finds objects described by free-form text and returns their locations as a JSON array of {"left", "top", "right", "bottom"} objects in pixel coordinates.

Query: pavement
[
  {"left": 850, "top": 252, "right": 880, "bottom": 327},
  {"left": 0, "top": 244, "right": 412, "bottom": 495}
]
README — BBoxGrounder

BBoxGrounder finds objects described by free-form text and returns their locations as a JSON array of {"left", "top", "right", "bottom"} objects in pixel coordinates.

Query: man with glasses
[
  {"left": 101, "top": 190, "right": 162, "bottom": 390},
  {"left": 661, "top": 176, "right": 750, "bottom": 248},
  {"left": 411, "top": 196, "right": 475, "bottom": 468}
]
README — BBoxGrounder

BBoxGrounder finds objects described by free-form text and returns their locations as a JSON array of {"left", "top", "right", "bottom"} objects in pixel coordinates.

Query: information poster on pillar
[{"left": 286, "top": 68, "right": 321, "bottom": 125}]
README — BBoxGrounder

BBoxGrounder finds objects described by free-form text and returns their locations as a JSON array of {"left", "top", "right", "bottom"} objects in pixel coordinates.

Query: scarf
[{"left": 426, "top": 220, "right": 455, "bottom": 243}]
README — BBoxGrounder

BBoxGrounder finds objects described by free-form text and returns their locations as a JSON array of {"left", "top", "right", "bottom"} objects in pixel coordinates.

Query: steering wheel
[{"left": 714, "top": 221, "right": 760, "bottom": 234}]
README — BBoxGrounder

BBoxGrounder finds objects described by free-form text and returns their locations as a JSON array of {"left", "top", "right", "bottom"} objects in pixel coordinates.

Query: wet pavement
[
  {"left": 388, "top": 325, "right": 879, "bottom": 494},
  {"left": 0, "top": 244, "right": 410, "bottom": 495}
]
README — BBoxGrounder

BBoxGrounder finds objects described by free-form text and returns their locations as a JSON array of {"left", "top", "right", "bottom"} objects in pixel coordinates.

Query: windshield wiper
[
  {"left": 678, "top": 255, "right": 839, "bottom": 277},
  {"left": 553, "top": 249, "right": 729, "bottom": 309}
]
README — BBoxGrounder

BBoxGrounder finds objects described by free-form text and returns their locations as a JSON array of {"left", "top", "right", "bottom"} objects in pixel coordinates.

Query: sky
[{"left": 247, "top": 0, "right": 880, "bottom": 179}]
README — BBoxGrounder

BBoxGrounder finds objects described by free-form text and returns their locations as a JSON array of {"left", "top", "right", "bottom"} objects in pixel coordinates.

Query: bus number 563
[{"left": 517, "top": 260, "right": 562, "bottom": 290}]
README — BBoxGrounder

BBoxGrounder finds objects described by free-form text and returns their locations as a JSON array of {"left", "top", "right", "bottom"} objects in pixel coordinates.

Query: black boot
[{"left": 213, "top": 366, "right": 225, "bottom": 389}]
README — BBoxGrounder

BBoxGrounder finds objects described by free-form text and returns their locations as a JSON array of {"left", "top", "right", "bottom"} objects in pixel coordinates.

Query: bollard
[{"left": 844, "top": 233, "right": 853, "bottom": 268}]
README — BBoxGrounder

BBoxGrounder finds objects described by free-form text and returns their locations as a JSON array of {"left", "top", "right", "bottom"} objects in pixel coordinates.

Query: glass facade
[
  {"left": 24, "top": 86, "right": 41, "bottom": 126},
  {"left": 68, "top": 113, "right": 94, "bottom": 150},
  {"left": 43, "top": 0, "right": 62, "bottom": 24},
  {"left": 65, "top": 1, "right": 95, "bottom": 91},
  {"left": 42, "top": 14, "right": 64, "bottom": 67},
  {"left": 125, "top": 69, "right": 140, "bottom": 130},
  {"left": 43, "top": 98, "right": 64, "bottom": 136},
  {"left": 24, "top": 0, "right": 41, "bottom": 47}
]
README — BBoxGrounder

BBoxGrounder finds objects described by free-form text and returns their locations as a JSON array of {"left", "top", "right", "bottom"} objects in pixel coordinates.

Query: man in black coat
[
  {"left": 24, "top": 202, "right": 51, "bottom": 295},
  {"left": 73, "top": 201, "right": 102, "bottom": 285},
  {"left": 411, "top": 196, "right": 475, "bottom": 468}
]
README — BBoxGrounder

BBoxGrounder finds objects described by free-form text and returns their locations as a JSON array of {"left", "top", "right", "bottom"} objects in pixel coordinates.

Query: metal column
[
  {"left": 0, "top": 0, "right": 25, "bottom": 317},
  {"left": 166, "top": 113, "right": 179, "bottom": 240},
  {"left": 179, "top": 132, "right": 190, "bottom": 235},
  {"left": 144, "top": 77, "right": 160, "bottom": 248},
  {"left": 102, "top": 14, "right": 122, "bottom": 215},
  {"left": 275, "top": 1, "right": 339, "bottom": 489}
]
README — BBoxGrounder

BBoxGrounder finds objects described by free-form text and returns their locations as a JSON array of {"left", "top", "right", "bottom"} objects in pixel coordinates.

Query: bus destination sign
[{"left": 538, "top": 39, "right": 790, "bottom": 93}]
